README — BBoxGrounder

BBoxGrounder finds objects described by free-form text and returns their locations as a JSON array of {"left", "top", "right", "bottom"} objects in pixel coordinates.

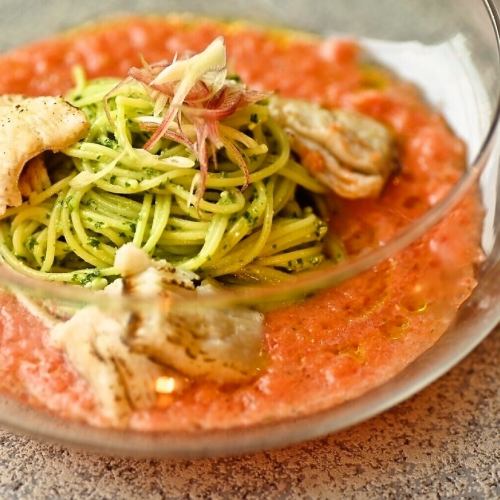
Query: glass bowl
[{"left": 0, "top": 0, "right": 498, "bottom": 457}]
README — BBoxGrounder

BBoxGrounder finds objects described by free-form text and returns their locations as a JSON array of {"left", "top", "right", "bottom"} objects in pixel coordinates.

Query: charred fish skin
[
  {"left": 50, "top": 307, "right": 131, "bottom": 426},
  {"left": 127, "top": 299, "right": 265, "bottom": 384},
  {"left": 268, "top": 96, "right": 397, "bottom": 199}
]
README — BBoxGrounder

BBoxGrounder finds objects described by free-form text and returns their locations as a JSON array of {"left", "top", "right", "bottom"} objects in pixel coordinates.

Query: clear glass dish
[{"left": 0, "top": 0, "right": 498, "bottom": 457}]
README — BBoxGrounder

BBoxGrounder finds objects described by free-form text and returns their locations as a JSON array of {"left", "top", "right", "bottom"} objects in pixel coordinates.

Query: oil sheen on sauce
[{"left": 0, "top": 17, "right": 483, "bottom": 430}]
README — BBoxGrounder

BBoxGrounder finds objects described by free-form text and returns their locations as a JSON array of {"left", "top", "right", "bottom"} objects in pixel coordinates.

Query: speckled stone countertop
[{"left": 0, "top": 326, "right": 498, "bottom": 499}]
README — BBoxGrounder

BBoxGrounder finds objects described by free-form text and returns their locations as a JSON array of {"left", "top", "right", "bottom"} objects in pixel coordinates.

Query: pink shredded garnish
[
  {"left": 142, "top": 107, "right": 178, "bottom": 151},
  {"left": 131, "top": 67, "right": 213, "bottom": 104},
  {"left": 222, "top": 137, "right": 250, "bottom": 191},
  {"left": 206, "top": 120, "right": 222, "bottom": 149},
  {"left": 106, "top": 38, "right": 270, "bottom": 203},
  {"left": 140, "top": 124, "right": 193, "bottom": 150}
]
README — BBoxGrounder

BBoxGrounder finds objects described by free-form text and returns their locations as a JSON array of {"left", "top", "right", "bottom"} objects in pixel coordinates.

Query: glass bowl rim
[
  {"left": 0, "top": 268, "right": 498, "bottom": 458},
  {"left": 0, "top": 0, "right": 498, "bottom": 458}
]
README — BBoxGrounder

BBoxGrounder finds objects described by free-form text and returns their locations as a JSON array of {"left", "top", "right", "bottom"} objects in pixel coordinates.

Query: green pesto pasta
[{"left": 0, "top": 70, "right": 334, "bottom": 289}]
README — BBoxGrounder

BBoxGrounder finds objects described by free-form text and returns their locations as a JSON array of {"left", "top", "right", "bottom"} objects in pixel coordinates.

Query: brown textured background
[{"left": 0, "top": 326, "right": 497, "bottom": 498}]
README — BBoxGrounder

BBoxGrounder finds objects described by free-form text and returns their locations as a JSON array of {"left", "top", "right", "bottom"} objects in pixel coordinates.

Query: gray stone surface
[{"left": 0, "top": 327, "right": 498, "bottom": 499}]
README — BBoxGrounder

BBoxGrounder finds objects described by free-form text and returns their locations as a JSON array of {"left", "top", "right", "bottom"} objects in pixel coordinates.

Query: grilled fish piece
[
  {"left": 115, "top": 244, "right": 265, "bottom": 384},
  {"left": 0, "top": 95, "right": 89, "bottom": 214},
  {"left": 50, "top": 307, "right": 130, "bottom": 425},
  {"left": 51, "top": 306, "right": 165, "bottom": 426},
  {"left": 49, "top": 244, "right": 264, "bottom": 425},
  {"left": 18, "top": 156, "right": 51, "bottom": 198},
  {"left": 268, "top": 96, "right": 397, "bottom": 198},
  {"left": 123, "top": 266, "right": 265, "bottom": 384}
]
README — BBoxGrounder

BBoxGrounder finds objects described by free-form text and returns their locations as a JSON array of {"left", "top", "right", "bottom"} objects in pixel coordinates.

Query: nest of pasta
[{"left": 0, "top": 39, "right": 335, "bottom": 288}]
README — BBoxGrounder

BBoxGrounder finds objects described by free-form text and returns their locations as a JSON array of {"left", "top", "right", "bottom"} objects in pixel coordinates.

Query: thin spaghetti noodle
[{"left": 0, "top": 70, "right": 332, "bottom": 288}]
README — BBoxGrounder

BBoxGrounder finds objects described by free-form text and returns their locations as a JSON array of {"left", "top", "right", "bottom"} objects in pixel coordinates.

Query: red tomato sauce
[{"left": 0, "top": 17, "right": 482, "bottom": 430}]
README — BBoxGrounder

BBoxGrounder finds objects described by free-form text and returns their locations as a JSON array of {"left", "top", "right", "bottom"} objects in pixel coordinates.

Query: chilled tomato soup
[{"left": 0, "top": 17, "right": 482, "bottom": 430}]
